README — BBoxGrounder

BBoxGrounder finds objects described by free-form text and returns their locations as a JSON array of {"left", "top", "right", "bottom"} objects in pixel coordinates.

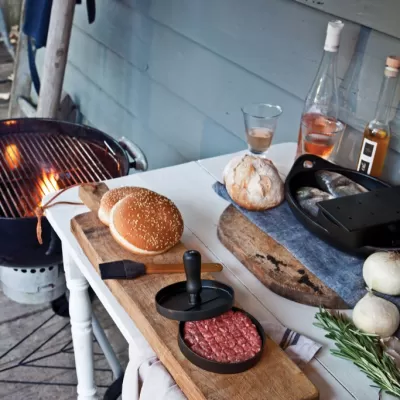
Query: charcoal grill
[
  {"left": 0, "top": 118, "right": 147, "bottom": 304},
  {"left": 0, "top": 129, "right": 115, "bottom": 218}
]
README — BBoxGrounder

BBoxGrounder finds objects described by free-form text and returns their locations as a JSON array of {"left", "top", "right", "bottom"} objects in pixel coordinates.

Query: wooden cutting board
[
  {"left": 218, "top": 205, "right": 348, "bottom": 309},
  {"left": 70, "top": 184, "right": 318, "bottom": 400}
]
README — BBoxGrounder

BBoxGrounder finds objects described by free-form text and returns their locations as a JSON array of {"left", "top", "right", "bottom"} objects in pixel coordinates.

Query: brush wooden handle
[{"left": 145, "top": 263, "right": 223, "bottom": 274}]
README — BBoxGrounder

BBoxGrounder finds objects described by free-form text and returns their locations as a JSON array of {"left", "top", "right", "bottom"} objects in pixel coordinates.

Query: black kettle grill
[{"left": 0, "top": 118, "right": 148, "bottom": 268}]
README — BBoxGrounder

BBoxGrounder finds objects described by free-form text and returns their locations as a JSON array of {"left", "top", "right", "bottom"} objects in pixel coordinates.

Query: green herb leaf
[{"left": 314, "top": 307, "right": 400, "bottom": 397}]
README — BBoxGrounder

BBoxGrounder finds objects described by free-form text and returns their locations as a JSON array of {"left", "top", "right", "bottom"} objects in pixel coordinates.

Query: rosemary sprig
[{"left": 314, "top": 307, "right": 400, "bottom": 397}]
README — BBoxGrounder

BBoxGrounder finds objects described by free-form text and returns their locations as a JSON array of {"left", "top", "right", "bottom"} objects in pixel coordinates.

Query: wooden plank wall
[
  {"left": 36, "top": 0, "right": 400, "bottom": 172},
  {"left": 295, "top": 0, "right": 400, "bottom": 39}
]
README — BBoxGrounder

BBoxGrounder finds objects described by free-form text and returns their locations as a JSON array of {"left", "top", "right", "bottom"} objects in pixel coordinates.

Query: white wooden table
[{"left": 44, "top": 143, "right": 386, "bottom": 400}]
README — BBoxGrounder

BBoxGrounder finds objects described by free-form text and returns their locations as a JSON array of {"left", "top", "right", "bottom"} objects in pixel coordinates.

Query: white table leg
[{"left": 63, "top": 244, "right": 98, "bottom": 400}]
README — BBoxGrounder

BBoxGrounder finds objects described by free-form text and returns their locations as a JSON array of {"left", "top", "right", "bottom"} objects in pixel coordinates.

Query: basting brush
[{"left": 99, "top": 260, "right": 223, "bottom": 280}]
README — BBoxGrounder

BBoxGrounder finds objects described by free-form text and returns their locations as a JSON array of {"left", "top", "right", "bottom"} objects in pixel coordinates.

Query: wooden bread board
[
  {"left": 217, "top": 205, "right": 348, "bottom": 309},
  {"left": 70, "top": 184, "right": 318, "bottom": 400}
]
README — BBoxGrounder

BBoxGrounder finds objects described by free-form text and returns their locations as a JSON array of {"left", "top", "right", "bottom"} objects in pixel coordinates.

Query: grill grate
[{"left": 0, "top": 132, "right": 114, "bottom": 218}]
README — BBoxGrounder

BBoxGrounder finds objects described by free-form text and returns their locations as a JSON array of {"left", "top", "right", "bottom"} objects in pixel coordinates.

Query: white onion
[
  {"left": 353, "top": 292, "right": 399, "bottom": 337},
  {"left": 363, "top": 252, "right": 400, "bottom": 295}
]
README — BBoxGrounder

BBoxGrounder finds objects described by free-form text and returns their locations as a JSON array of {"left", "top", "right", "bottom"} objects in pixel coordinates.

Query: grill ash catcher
[{"left": 156, "top": 250, "right": 266, "bottom": 374}]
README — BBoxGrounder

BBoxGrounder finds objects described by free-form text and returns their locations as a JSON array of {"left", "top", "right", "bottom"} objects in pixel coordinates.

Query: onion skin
[
  {"left": 363, "top": 252, "right": 400, "bottom": 296},
  {"left": 353, "top": 292, "right": 400, "bottom": 337}
]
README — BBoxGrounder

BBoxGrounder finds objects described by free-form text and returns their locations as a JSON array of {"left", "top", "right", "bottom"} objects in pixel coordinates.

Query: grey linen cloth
[{"left": 213, "top": 181, "right": 400, "bottom": 309}]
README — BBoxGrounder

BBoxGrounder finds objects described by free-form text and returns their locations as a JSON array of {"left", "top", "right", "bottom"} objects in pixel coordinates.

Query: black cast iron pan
[{"left": 285, "top": 154, "right": 396, "bottom": 256}]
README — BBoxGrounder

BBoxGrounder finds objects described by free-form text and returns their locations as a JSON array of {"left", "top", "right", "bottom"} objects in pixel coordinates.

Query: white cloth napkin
[
  {"left": 122, "top": 354, "right": 186, "bottom": 400},
  {"left": 122, "top": 321, "right": 321, "bottom": 400},
  {"left": 262, "top": 322, "right": 321, "bottom": 368}
]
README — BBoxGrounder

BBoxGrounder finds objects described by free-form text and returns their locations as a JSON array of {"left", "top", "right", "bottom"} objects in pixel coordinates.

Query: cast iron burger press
[
  {"left": 155, "top": 250, "right": 266, "bottom": 374},
  {"left": 285, "top": 154, "right": 400, "bottom": 255},
  {"left": 156, "top": 250, "right": 234, "bottom": 321}
]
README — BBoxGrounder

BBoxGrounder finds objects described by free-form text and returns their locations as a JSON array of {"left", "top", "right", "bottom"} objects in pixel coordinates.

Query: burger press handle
[{"left": 184, "top": 250, "right": 202, "bottom": 305}]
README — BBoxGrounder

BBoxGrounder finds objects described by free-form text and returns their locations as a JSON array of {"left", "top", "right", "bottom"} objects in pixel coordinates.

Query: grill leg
[
  {"left": 63, "top": 243, "right": 98, "bottom": 400},
  {"left": 92, "top": 315, "right": 123, "bottom": 379},
  {"left": 92, "top": 316, "right": 124, "bottom": 400}
]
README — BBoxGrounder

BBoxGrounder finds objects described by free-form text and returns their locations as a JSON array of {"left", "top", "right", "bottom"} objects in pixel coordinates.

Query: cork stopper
[
  {"left": 324, "top": 20, "right": 344, "bottom": 52},
  {"left": 385, "top": 56, "right": 400, "bottom": 77},
  {"left": 386, "top": 56, "right": 400, "bottom": 69}
]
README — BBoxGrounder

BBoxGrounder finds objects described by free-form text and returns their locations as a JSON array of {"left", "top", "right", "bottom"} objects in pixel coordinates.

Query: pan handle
[
  {"left": 290, "top": 154, "right": 336, "bottom": 175},
  {"left": 118, "top": 137, "right": 148, "bottom": 172}
]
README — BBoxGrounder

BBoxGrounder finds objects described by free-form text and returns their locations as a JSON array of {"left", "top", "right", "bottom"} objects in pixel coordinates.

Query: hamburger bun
[
  {"left": 110, "top": 188, "right": 184, "bottom": 255},
  {"left": 98, "top": 186, "right": 142, "bottom": 226}
]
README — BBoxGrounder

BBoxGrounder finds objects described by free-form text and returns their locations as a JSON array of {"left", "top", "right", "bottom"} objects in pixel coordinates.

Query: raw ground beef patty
[{"left": 183, "top": 310, "right": 262, "bottom": 363}]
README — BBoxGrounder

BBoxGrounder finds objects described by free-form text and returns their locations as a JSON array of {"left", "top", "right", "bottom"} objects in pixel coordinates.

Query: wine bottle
[
  {"left": 296, "top": 20, "right": 344, "bottom": 158},
  {"left": 357, "top": 56, "right": 400, "bottom": 177}
]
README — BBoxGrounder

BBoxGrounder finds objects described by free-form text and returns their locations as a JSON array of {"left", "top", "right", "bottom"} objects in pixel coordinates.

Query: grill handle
[{"left": 118, "top": 137, "right": 148, "bottom": 172}]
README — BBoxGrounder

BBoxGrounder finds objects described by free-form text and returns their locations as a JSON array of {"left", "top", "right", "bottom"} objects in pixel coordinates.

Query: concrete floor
[
  {"left": 0, "top": 37, "right": 128, "bottom": 399},
  {"left": 0, "top": 290, "right": 129, "bottom": 399}
]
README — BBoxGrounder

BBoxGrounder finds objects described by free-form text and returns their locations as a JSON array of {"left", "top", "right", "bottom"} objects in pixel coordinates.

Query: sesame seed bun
[
  {"left": 109, "top": 189, "right": 184, "bottom": 255},
  {"left": 98, "top": 187, "right": 142, "bottom": 226}
]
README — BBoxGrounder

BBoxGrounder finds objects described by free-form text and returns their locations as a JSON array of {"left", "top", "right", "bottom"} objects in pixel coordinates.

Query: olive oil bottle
[{"left": 357, "top": 56, "right": 400, "bottom": 177}]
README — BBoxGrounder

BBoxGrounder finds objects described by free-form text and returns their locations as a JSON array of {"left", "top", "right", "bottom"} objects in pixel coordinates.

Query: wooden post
[
  {"left": 36, "top": 0, "right": 75, "bottom": 119},
  {"left": 8, "top": 0, "right": 30, "bottom": 118},
  {"left": 3, "top": 0, "right": 23, "bottom": 29}
]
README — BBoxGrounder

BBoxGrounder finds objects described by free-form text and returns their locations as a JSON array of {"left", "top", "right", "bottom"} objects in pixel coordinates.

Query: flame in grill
[
  {"left": 4, "top": 120, "right": 17, "bottom": 126},
  {"left": 4, "top": 144, "right": 21, "bottom": 169},
  {"left": 38, "top": 170, "right": 59, "bottom": 206}
]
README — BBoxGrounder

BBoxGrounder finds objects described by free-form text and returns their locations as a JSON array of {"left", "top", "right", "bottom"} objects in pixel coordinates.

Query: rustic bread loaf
[{"left": 223, "top": 154, "right": 284, "bottom": 211}]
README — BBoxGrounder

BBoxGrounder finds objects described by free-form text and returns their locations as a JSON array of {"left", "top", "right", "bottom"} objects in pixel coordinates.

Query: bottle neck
[
  {"left": 373, "top": 71, "right": 398, "bottom": 124},
  {"left": 318, "top": 50, "right": 338, "bottom": 73},
  {"left": 305, "top": 50, "right": 339, "bottom": 117}
]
